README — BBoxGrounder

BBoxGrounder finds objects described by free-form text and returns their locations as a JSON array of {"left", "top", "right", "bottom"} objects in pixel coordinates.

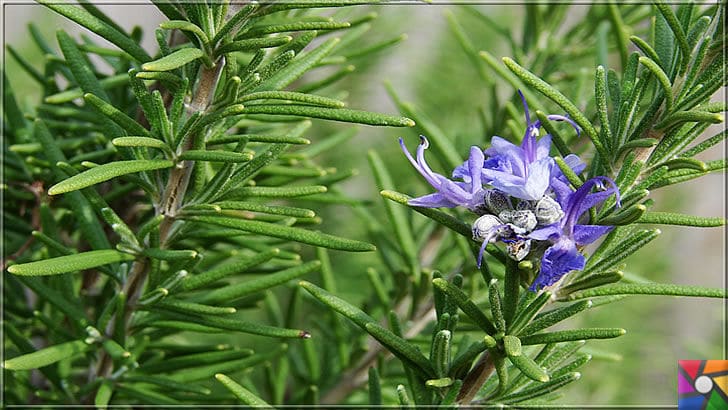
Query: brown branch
[
  {"left": 158, "top": 60, "right": 225, "bottom": 244},
  {"left": 456, "top": 350, "right": 496, "bottom": 404}
]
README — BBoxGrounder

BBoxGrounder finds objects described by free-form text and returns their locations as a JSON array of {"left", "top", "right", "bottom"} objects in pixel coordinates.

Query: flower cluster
[{"left": 400, "top": 92, "right": 619, "bottom": 291}]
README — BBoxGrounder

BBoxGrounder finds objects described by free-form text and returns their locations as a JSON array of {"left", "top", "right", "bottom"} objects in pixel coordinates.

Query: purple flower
[
  {"left": 527, "top": 176, "right": 620, "bottom": 290},
  {"left": 479, "top": 91, "right": 582, "bottom": 201},
  {"left": 399, "top": 136, "right": 486, "bottom": 212}
]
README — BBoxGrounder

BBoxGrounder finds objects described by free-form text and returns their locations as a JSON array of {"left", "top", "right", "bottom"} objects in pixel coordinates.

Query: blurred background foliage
[{"left": 3, "top": 2, "right": 724, "bottom": 406}]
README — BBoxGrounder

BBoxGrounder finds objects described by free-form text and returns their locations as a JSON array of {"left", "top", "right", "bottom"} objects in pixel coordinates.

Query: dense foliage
[{"left": 3, "top": 1, "right": 725, "bottom": 406}]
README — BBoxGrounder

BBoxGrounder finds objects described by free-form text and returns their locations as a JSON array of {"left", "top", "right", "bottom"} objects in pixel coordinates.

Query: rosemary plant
[
  {"left": 3, "top": 1, "right": 726, "bottom": 407},
  {"left": 3, "top": 1, "right": 411, "bottom": 406}
]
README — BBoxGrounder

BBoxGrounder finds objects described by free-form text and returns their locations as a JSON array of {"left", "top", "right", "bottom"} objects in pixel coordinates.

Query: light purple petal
[
  {"left": 468, "top": 146, "right": 484, "bottom": 193},
  {"left": 486, "top": 136, "right": 526, "bottom": 175},
  {"left": 536, "top": 134, "right": 552, "bottom": 160},
  {"left": 521, "top": 157, "right": 553, "bottom": 200},
  {"left": 481, "top": 169, "right": 524, "bottom": 187},
  {"left": 408, "top": 193, "right": 458, "bottom": 208},
  {"left": 439, "top": 181, "right": 472, "bottom": 205},
  {"left": 546, "top": 114, "right": 581, "bottom": 137},
  {"left": 563, "top": 154, "right": 586, "bottom": 175},
  {"left": 400, "top": 137, "right": 441, "bottom": 189},
  {"left": 452, "top": 162, "right": 470, "bottom": 181}
]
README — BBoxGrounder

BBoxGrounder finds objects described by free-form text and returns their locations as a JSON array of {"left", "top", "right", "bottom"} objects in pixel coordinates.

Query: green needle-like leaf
[
  {"left": 638, "top": 56, "right": 673, "bottom": 112},
  {"left": 156, "top": 311, "right": 310, "bottom": 339},
  {"left": 142, "top": 48, "right": 205, "bottom": 72},
  {"left": 182, "top": 249, "right": 280, "bottom": 291},
  {"left": 655, "top": 110, "right": 724, "bottom": 131},
  {"left": 57, "top": 30, "right": 112, "bottom": 105},
  {"left": 299, "top": 281, "right": 377, "bottom": 328},
  {"left": 137, "top": 349, "right": 254, "bottom": 374},
  {"left": 490, "top": 281, "right": 506, "bottom": 335},
  {"left": 213, "top": 202, "right": 314, "bottom": 218},
  {"left": 432, "top": 278, "right": 496, "bottom": 335},
  {"left": 178, "top": 150, "right": 254, "bottom": 163},
  {"left": 48, "top": 160, "right": 173, "bottom": 195},
  {"left": 502, "top": 57, "right": 610, "bottom": 168},
  {"left": 256, "top": 37, "right": 340, "bottom": 91},
  {"left": 95, "top": 381, "right": 113, "bottom": 409},
  {"left": 84, "top": 93, "right": 150, "bottom": 137},
  {"left": 500, "top": 372, "right": 581, "bottom": 403},
  {"left": 187, "top": 215, "right": 375, "bottom": 252},
  {"left": 240, "top": 90, "right": 345, "bottom": 108},
  {"left": 507, "top": 291, "right": 551, "bottom": 336},
  {"left": 3, "top": 340, "right": 91, "bottom": 370},
  {"left": 565, "top": 283, "right": 726, "bottom": 300},
  {"left": 629, "top": 35, "right": 663, "bottom": 68},
  {"left": 112, "top": 136, "right": 171, "bottom": 153},
  {"left": 368, "top": 367, "right": 382, "bottom": 405},
  {"left": 241, "top": 105, "right": 414, "bottom": 127},
  {"left": 585, "top": 229, "right": 661, "bottom": 274},
  {"left": 40, "top": 1, "right": 151, "bottom": 62},
  {"left": 636, "top": 211, "right": 725, "bottom": 227},
  {"left": 369, "top": 150, "right": 421, "bottom": 284},
  {"left": 123, "top": 375, "right": 211, "bottom": 395},
  {"left": 215, "top": 373, "right": 274, "bottom": 408},
  {"left": 160, "top": 20, "right": 210, "bottom": 45},
  {"left": 503, "top": 335, "right": 522, "bottom": 357},
  {"left": 364, "top": 322, "right": 436, "bottom": 379},
  {"left": 8, "top": 250, "right": 135, "bottom": 276},
  {"left": 380, "top": 190, "right": 471, "bottom": 237},
  {"left": 199, "top": 261, "right": 321, "bottom": 304},
  {"left": 557, "top": 271, "right": 624, "bottom": 295},
  {"left": 519, "top": 300, "right": 593, "bottom": 336},
  {"left": 226, "top": 185, "right": 327, "bottom": 199},
  {"left": 508, "top": 353, "right": 549, "bottom": 382},
  {"left": 385, "top": 82, "right": 462, "bottom": 169},
  {"left": 595, "top": 65, "right": 613, "bottom": 153},
  {"left": 597, "top": 204, "right": 647, "bottom": 226},
  {"left": 142, "top": 248, "right": 198, "bottom": 261},
  {"left": 215, "top": 36, "right": 292, "bottom": 55},
  {"left": 45, "top": 73, "right": 128, "bottom": 104},
  {"left": 519, "top": 328, "right": 626, "bottom": 345},
  {"left": 432, "top": 330, "right": 451, "bottom": 378},
  {"left": 654, "top": 1, "right": 690, "bottom": 72}
]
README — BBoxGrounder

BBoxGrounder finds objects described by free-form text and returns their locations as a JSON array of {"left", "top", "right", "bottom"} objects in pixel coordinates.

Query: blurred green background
[{"left": 3, "top": 3, "right": 724, "bottom": 405}]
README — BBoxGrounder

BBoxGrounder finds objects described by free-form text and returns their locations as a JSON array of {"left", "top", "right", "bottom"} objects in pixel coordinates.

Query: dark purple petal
[
  {"left": 572, "top": 224, "right": 614, "bottom": 245},
  {"left": 530, "top": 238, "right": 585, "bottom": 291},
  {"left": 528, "top": 224, "right": 561, "bottom": 241},
  {"left": 468, "top": 146, "right": 484, "bottom": 193},
  {"left": 518, "top": 90, "right": 531, "bottom": 124},
  {"left": 549, "top": 178, "right": 573, "bottom": 207},
  {"left": 563, "top": 176, "right": 619, "bottom": 235}
]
